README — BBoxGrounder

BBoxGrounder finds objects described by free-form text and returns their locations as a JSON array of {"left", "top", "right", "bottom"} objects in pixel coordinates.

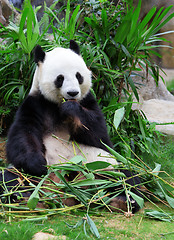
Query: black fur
[
  {"left": 70, "top": 40, "right": 80, "bottom": 55},
  {"left": 6, "top": 92, "right": 112, "bottom": 177},
  {"left": 34, "top": 45, "right": 46, "bottom": 63}
]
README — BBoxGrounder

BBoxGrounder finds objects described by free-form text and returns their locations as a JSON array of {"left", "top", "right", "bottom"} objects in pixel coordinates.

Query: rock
[
  {"left": 131, "top": 70, "right": 174, "bottom": 106},
  {"left": 32, "top": 232, "right": 62, "bottom": 240},
  {"left": 131, "top": 69, "right": 174, "bottom": 135},
  {"left": 0, "top": 0, "right": 6, "bottom": 25},
  {"left": 140, "top": 99, "right": 174, "bottom": 135},
  {"left": 0, "top": 0, "right": 19, "bottom": 25}
]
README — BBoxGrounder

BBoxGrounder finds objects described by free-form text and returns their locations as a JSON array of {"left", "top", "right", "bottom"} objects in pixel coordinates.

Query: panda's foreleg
[
  {"left": 6, "top": 97, "right": 48, "bottom": 177},
  {"left": 60, "top": 100, "right": 112, "bottom": 151}
]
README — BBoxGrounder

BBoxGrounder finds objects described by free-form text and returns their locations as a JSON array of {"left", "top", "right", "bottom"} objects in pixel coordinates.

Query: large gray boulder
[{"left": 132, "top": 70, "right": 174, "bottom": 135}]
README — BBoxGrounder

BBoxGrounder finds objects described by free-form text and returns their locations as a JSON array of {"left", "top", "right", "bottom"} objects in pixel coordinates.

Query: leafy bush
[
  {"left": 0, "top": 1, "right": 174, "bottom": 233},
  {"left": 0, "top": 0, "right": 173, "bottom": 159}
]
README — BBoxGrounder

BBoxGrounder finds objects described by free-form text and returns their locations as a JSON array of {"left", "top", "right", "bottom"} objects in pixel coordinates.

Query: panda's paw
[
  {"left": 60, "top": 100, "right": 82, "bottom": 118},
  {"left": 22, "top": 153, "right": 48, "bottom": 177}
]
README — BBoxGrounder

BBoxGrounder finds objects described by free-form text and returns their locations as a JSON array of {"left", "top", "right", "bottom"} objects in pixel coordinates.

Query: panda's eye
[
  {"left": 76, "top": 72, "right": 83, "bottom": 84},
  {"left": 55, "top": 75, "right": 64, "bottom": 88}
]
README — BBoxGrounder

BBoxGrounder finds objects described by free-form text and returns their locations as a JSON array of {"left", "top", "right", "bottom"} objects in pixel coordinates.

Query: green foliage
[
  {"left": 0, "top": 0, "right": 173, "bottom": 160},
  {"left": 166, "top": 79, "right": 174, "bottom": 95},
  {"left": 84, "top": 0, "right": 174, "bottom": 99},
  {"left": 0, "top": 152, "right": 174, "bottom": 232}
]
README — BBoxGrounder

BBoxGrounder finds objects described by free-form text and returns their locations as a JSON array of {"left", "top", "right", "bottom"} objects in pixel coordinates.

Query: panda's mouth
[{"left": 62, "top": 98, "right": 78, "bottom": 103}]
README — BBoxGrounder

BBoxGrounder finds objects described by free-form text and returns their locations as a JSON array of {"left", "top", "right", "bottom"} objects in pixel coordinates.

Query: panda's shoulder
[
  {"left": 18, "top": 92, "right": 56, "bottom": 117},
  {"left": 80, "top": 91, "right": 98, "bottom": 108},
  {"left": 20, "top": 92, "right": 45, "bottom": 109}
]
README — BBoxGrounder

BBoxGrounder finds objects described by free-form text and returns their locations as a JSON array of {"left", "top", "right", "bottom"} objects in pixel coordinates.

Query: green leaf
[
  {"left": 138, "top": 7, "right": 156, "bottom": 33},
  {"left": 101, "top": 142, "right": 128, "bottom": 164},
  {"left": 86, "top": 161, "right": 111, "bottom": 171},
  {"left": 97, "top": 171, "right": 126, "bottom": 178},
  {"left": 145, "top": 209, "right": 173, "bottom": 222},
  {"left": 127, "top": 76, "right": 139, "bottom": 101},
  {"left": 128, "top": 190, "right": 144, "bottom": 209},
  {"left": 65, "top": 219, "right": 84, "bottom": 229},
  {"left": 156, "top": 181, "right": 174, "bottom": 209},
  {"left": 86, "top": 214, "right": 100, "bottom": 239},
  {"left": 72, "top": 179, "right": 111, "bottom": 187},
  {"left": 22, "top": 216, "right": 48, "bottom": 222},
  {"left": 19, "top": 6, "right": 29, "bottom": 37},
  {"left": 70, "top": 155, "right": 86, "bottom": 164},
  {"left": 127, "top": 0, "right": 141, "bottom": 42},
  {"left": 114, "top": 107, "right": 125, "bottom": 130},
  {"left": 152, "top": 163, "right": 161, "bottom": 176},
  {"left": 27, "top": 174, "right": 48, "bottom": 210},
  {"left": 65, "top": 0, "right": 70, "bottom": 30},
  {"left": 27, "top": 193, "right": 39, "bottom": 210},
  {"left": 54, "top": 171, "right": 88, "bottom": 206},
  {"left": 165, "top": 195, "right": 174, "bottom": 209},
  {"left": 114, "top": 20, "right": 131, "bottom": 44},
  {"left": 51, "top": 164, "right": 84, "bottom": 172}
]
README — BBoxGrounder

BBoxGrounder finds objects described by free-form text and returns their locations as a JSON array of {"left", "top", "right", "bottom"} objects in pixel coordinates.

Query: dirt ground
[{"left": 0, "top": 137, "right": 6, "bottom": 163}]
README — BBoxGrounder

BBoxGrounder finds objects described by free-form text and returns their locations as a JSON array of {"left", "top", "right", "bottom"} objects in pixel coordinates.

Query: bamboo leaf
[
  {"left": 27, "top": 174, "right": 48, "bottom": 210},
  {"left": 86, "top": 214, "right": 100, "bottom": 239},
  {"left": 65, "top": 219, "right": 84, "bottom": 229},
  {"left": 54, "top": 171, "right": 88, "bottom": 206},
  {"left": 165, "top": 195, "right": 174, "bottom": 209},
  {"left": 69, "top": 4, "right": 81, "bottom": 38},
  {"left": 65, "top": 0, "right": 70, "bottom": 31},
  {"left": 86, "top": 161, "right": 111, "bottom": 171},
  {"left": 127, "top": 0, "right": 141, "bottom": 42},
  {"left": 96, "top": 171, "right": 126, "bottom": 178},
  {"left": 101, "top": 142, "right": 128, "bottom": 164},
  {"left": 26, "top": 5, "right": 33, "bottom": 45},
  {"left": 145, "top": 210, "right": 173, "bottom": 222},
  {"left": 152, "top": 163, "right": 161, "bottom": 176},
  {"left": 51, "top": 165, "right": 84, "bottom": 172},
  {"left": 127, "top": 76, "right": 139, "bottom": 101},
  {"left": 114, "top": 20, "right": 131, "bottom": 43},
  {"left": 128, "top": 190, "right": 144, "bottom": 209},
  {"left": 70, "top": 155, "right": 86, "bottom": 164},
  {"left": 114, "top": 107, "right": 125, "bottom": 130},
  {"left": 27, "top": 193, "right": 39, "bottom": 210},
  {"left": 19, "top": 6, "right": 29, "bottom": 37},
  {"left": 22, "top": 216, "right": 48, "bottom": 222},
  {"left": 138, "top": 7, "right": 156, "bottom": 33},
  {"left": 72, "top": 179, "right": 112, "bottom": 187}
]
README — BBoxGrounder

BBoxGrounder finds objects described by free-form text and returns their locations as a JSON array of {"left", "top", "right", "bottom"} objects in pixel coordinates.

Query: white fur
[{"left": 30, "top": 47, "right": 92, "bottom": 104}]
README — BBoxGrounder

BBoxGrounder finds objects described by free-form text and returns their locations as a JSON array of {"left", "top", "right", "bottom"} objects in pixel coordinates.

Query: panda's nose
[{"left": 67, "top": 91, "right": 79, "bottom": 97}]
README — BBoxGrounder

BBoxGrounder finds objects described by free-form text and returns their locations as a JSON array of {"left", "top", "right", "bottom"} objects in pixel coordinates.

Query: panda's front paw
[
  {"left": 22, "top": 153, "right": 47, "bottom": 177},
  {"left": 60, "top": 100, "right": 82, "bottom": 118}
]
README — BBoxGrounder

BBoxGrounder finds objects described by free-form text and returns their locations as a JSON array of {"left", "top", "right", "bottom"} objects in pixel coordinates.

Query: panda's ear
[
  {"left": 34, "top": 45, "right": 46, "bottom": 64},
  {"left": 70, "top": 40, "right": 80, "bottom": 55}
]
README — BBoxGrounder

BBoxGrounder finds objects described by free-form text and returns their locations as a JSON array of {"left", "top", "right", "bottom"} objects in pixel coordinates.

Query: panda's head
[{"left": 30, "top": 41, "right": 92, "bottom": 104}]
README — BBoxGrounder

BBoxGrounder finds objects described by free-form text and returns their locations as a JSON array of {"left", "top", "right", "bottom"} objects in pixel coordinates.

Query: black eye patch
[
  {"left": 55, "top": 75, "right": 64, "bottom": 88},
  {"left": 76, "top": 72, "right": 84, "bottom": 84}
]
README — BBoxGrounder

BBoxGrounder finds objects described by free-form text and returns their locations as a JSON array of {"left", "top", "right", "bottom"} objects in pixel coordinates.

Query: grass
[
  {"left": 142, "top": 135, "right": 174, "bottom": 179},
  {"left": 0, "top": 204, "right": 174, "bottom": 240}
]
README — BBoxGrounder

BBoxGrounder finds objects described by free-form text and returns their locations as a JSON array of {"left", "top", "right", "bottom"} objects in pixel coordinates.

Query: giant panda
[{"left": 1, "top": 41, "right": 142, "bottom": 213}]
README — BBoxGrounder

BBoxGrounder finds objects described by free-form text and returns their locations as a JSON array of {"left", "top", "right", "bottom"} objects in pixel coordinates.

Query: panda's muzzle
[{"left": 67, "top": 91, "right": 79, "bottom": 98}]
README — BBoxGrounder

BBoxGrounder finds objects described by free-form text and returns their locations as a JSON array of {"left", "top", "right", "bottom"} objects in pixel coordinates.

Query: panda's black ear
[
  {"left": 70, "top": 40, "right": 80, "bottom": 55},
  {"left": 34, "top": 45, "right": 46, "bottom": 64}
]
